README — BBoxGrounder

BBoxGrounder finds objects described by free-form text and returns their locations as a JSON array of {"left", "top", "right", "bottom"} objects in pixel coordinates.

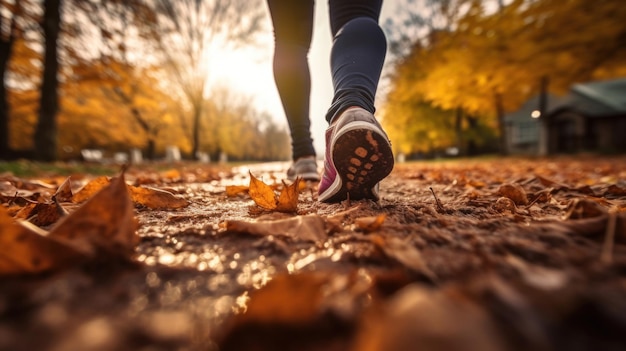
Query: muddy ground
[{"left": 1, "top": 156, "right": 626, "bottom": 351}]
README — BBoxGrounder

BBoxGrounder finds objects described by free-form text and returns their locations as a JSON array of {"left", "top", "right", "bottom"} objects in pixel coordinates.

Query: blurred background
[{"left": 1, "top": 0, "right": 625, "bottom": 163}]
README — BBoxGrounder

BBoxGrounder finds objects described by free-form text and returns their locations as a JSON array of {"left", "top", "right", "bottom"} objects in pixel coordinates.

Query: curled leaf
[
  {"left": 249, "top": 172, "right": 278, "bottom": 210},
  {"left": 226, "top": 185, "right": 249, "bottom": 197},
  {"left": 354, "top": 214, "right": 386, "bottom": 233},
  {"left": 0, "top": 207, "right": 85, "bottom": 275},
  {"left": 128, "top": 185, "right": 189, "bottom": 209},
  {"left": 497, "top": 183, "right": 528, "bottom": 205},
  {"left": 371, "top": 235, "right": 437, "bottom": 281},
  {"left": 224, "top": 214, "right": 327, "bottom": 243},
  {"left": 248, "top": 172, "right": 300, "bottom": 213},
  {"left": 276, "top": 179, "right": 300, "bottom": 213},
  {"left": 49, "top": 173, "right": 138, "bottom": 257},
  {"left": 72, "top": 176, "right": 110, "bottom": 203},
  {"left": 53, "top": 177, "right": 74, "bottom": 202}
]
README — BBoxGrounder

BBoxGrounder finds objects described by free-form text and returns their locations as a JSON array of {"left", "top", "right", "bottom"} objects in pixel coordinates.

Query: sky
[{"left": 206, "top": 0, "right": 404, "bottom": 156}]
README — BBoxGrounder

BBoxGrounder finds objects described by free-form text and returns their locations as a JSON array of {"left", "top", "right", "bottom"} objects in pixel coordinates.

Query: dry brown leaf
[
  {"left": 225, "top": 185, "right": 249, "bottom": 197},
  {"left": 160, "top": 169, "right": 182, "bottom": 181},
  {"left": 354, "top": 214, "right": 386, "bottom": 233},
  {"left": 493, "top": 197, "right": 517, "bottom": 213},
  {"left": 48, "top": 173, "right": 138, "bottom": 257},
  {"left": 14, "top": 202, "right": 64, "bottom": 227},
  {"left": 564, "top": 198, "right": 607, "bottom": 219},
  {"left": 353, "top": 284, "right": 505, "bottom": 351},
  {"left": 234, "top": 272, "right": 328, "bottom": 323},
  {"left": 505, "top": 254, "right": 568, "bottom": 290},
  {"left": 128, "top": 185, "right": 190, "bottom": 209},
  {"left": 0, "top": 206, "right": 85, "bottom": 275},
  {"left": 248, "top": 172, "right": 278, "bottom": 210},
  {"left": 72, "top": 176, "right": 110, "bottom": 203},
  {"left": 224, "top": 214, "right": 327, "bottom": 242},
  {"left": 371, "top": 235, "right": 437, "bottom": 281},
  {"left": 605, "top": 184, "right": 626, "bottom": 197},
  {"left": 535, "top": 174, "right": 569, "bottom": 189},
  {"left": 248, "top": 172, "right": 300, "bottom": 213},
  {"left": 497, "top": 183, "right": 528, "bottom": 205},
  {"left": 276, "top": 179, "right": 300, "bottom": 213},
  {"left": 53, "top": 176, "right": 74, "bottom": 202},
  {"left": 217, "top": 271, "right": 373, "bottom": 350}
]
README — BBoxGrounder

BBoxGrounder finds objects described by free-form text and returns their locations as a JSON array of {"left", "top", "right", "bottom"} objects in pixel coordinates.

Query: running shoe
[
  {"left": 286, "top": 156, "right": 320, "bottom": 181},
  {"left": 318, "top": 107, "right": 394, "bottom": 202}
]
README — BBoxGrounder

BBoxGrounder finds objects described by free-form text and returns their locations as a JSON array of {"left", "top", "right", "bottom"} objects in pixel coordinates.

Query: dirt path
[{"left": 1, "top": 157, "right": 625, "bottom": 351}]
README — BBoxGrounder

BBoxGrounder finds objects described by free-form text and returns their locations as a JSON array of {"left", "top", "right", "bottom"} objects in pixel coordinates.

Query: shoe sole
[{"left": 319, "top": 121, "right": 394, "bottom": 202}]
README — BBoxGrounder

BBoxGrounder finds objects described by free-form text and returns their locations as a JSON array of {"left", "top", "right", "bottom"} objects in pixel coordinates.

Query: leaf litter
[{"left": 0, "top": 157, "right": 626, "bottom": 351}]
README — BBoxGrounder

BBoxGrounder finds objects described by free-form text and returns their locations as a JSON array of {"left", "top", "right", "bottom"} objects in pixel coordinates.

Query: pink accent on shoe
[{"left": 318, "top": 107, "right": 394, "bottom": 202}]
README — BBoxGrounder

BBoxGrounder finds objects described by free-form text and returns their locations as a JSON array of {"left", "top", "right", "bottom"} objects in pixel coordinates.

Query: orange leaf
[
  {"left": 226, "top": 185, "right": 249, "bottom": 197},
  {"left": 71, "top": 176, "right": 110, "bottom": 203},
  {"left": 276, "top": 179, "right": 300, "bottom": 213},
  {"left": 248, "top": 172, "right": 278, "bottom": 210},
  {"left": 224, "top": 214, "right": 327, "bottom": 243},
  {"left": 128, "top": 185, "right": 189, "bottom": 209},
  {"left": 48, "top": 173, "right": 138, "bottom": 257},
  {"left": 354, "top": 214, "right": 386, "bottom": 232},
  {"left": 0, "top": 206, "right": 85, "bottom": 275},
  {"left": 14, "top": 202, "right": 65, "bottom": 227}
]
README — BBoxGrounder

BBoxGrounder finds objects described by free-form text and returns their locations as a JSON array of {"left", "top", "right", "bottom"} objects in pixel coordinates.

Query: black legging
[{"left": 267, "top": 0, "right": 386, "bottom": 160}]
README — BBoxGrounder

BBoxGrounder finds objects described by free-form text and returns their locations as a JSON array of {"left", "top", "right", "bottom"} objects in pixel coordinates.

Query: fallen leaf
[
  {"left": 276, "top": 179, "right": 300, "bottom": 213},
  {"left": 53, "top": 177, "right": 74, "bottom": 202},
  {"left": 605, "top": 184, "right": 626, "bottom": 197},
  {"left": 248, "top": 172, "right": 279, "bottom": 210},
  {"left": 493, "top": 197, "right": 517, "bottom": 213},
  {"left": 160, "top": 169, "right": 182, "bottom": 181},
  {"left": 535, "top": 174, "right": 569, "bottom": 189},
  {"left": 224, "top": 214, "right": 327, "bottom": 242},
  {"left": 217, "top": 271, "right": 372, "bottom": 351},
  {"left": 371, "top": 235, "right": 437, "bottom": 281},
  {"left": 128, "top": 185, "right": 190, "bottom": 209},
  {"left": 225, "top": 185, "right": 249, "bottom": 197},
  {"left": 353, "top": 284, "right": 505, "bottom": 351},
  {"left": 505, "top": 254, "right": 568, "bottom": 290},
  {"left": 71, "top": 176, "right": 110, "bottom": 203},
  {"left": 564, "top": 198, "right": 607, "bottom": 219},
  {"left": 497, "top": 183, "right": 528, "bottom": 205},
  {"left": 48, "top": 173, "right": 139, "bottom": 257},
  {"left": 248, "top": 172, "right": 300, "bottom": 213},
  {"left": 14, "top": 201, "right": 65, "bottom": 227},
  {"left": 0, "top": 206, "right": 85, "bottom": 275},
  {"left": 354, "top": 214, "right": 386, "bottom": 232}
]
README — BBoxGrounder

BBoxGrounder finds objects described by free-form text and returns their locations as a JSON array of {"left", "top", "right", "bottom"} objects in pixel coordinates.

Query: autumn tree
[
  {"left": 0, "top": 0, "right": 19, "bottom": 159},
  {"left": 383, "top": 0, "right": 626, "bottom": 156},
  {"left": 1, "top": 0, "right": 40, "bottom": 159},
  {"left": 33, "top": 0, "right": 61, "bottom": 161},
  {"left": 201, "top": 86, "right": 290, "bottom": 161},
  {"left": 63, "top": 0, "right": 178, "bottom": 159},
  {"left": 139, "top": 0, "right": 266, "bottom": 159}
]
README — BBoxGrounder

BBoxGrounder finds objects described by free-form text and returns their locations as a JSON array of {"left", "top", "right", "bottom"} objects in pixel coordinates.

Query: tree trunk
[
  {"left": 0, "top": 7, "right": 17, "bottom": 160},
  {"left": 494, "top": 92, "right": 508, "bottom": 155},
  {"left": 34, "top": 0, "right": 61, "bottom": 161},
  {"left": 146, "top": 138, "right": 156, "bottom": 160},
  {"left": 454, "top": 107, "right": 464, "bottom": 156},
  {"left": 466, "top": 115, "right": 478, "bottom": 156},
  {"left": 191, "top": 104, "right": 201, "bottom": 159}
]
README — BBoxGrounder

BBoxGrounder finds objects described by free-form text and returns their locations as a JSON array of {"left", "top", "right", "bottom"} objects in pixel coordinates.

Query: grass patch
[{"left": 0, "top": 160, "right": 119, "bottom": 178}]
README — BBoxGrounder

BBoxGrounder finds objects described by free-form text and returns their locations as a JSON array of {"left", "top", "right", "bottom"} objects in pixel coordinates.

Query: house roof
[
  {"left": 505, "top": 77, "right": 626, "bottom": 123},
  {"left": 504, "top": 93, "right": 565, "bottom": 123},
  {"left": 553, "top": 77, "right": 626, "bottom": 117}
]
